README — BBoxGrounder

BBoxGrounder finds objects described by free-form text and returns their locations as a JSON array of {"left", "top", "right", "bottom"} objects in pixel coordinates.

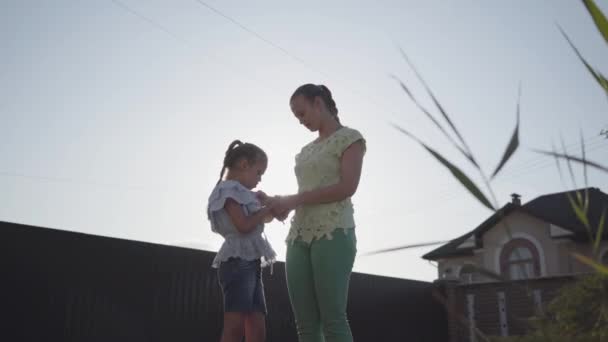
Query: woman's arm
[
  {"left": 224, "top": 198, "right": 275, "bottom": 234},
  {"left": 278, "top": 141, "right": 365, "bottom": 211}
]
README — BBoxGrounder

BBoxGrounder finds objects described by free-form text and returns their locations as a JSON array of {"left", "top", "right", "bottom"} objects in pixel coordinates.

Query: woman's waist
[
  {"left": 294, "top": 199, "right": 354, "bottom": 213},
  {"left": 296, "top": 178, "right": 340, "bottom": 192},
  {"left": 292, "top": 205, "right": 355, "bottom": 223}
]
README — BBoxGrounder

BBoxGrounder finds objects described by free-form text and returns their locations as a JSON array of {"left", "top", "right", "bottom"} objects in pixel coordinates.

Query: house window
[
  {"left": 500, "top": 238, "right": 541, "bottom": 280},
  {"left": 459, "top": 264, "right": 477, "bottom": 283}
]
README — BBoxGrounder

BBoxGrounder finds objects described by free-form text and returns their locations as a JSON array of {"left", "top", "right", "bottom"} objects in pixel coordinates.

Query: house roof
[{"left": 422, "top": 187, "right": 608, "bottom": 261}]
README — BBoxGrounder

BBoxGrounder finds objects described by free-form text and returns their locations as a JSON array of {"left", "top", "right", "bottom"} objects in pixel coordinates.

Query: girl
[
  {"left": 274, "top": 84, "right": 366, "bottom": 342},
  {"left": 207, "top": 140, "right": 277, "bottom": 342}
]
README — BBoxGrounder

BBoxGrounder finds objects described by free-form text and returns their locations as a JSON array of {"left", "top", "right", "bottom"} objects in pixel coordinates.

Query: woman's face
[{"left": 290, "top": 95, "right": 322, "bottom": 132}]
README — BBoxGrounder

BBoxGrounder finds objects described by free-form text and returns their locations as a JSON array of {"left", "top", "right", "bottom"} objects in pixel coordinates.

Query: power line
[
  {"left": 110, "top": 0, "right": 184, "bottom": 43},
  {"left": 191, "top": 0, "right": 420, "bottom": 126},
  {"left": 2, "top": 132, "right": 604, "bottom": 214},
  {"left": 109, "top": 0, "right": 282, "bottom": 96},
  {"left": 8, "top": 1, "right": 605, "bottom": 224},
  {"left": 193, "top": 0, "right": 312, "bottom": 70}
]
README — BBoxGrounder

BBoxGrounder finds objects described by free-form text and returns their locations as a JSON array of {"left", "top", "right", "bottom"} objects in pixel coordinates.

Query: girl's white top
[{"left": 207, "top": 180, "right": 276, "bottom": 268}]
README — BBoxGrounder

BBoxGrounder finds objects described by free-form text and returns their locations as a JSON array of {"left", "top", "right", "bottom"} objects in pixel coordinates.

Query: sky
[{"left": 1, "top": 0, "right": 607, "bottom": 281}]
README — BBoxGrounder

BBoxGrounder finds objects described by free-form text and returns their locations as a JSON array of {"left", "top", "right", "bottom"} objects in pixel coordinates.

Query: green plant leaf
[
  {"left": 583, "top": 0, "right": 608, "bottom": 45},
  {"left": 533, "top": 149, "right": 608, "bottom": 173},
  {"left": 559, "top": 25, "right": 608, "bottom": 94},
  {"left": 580, "top": 132, "right": 590, "bottom": 210},
  {"left": 560, "top": 134, "right": 579, "bottom": 188},
  {"left": 398, "top": 48, "right": 480, "bottom": 169},
  {"left": 491, "top": 86, "right": 521, "bottom": 179},
  {"left": 392, "top": 123, "right": 495, "bottom": 210},
  {"left": 552, "top": 143, "right": 568, "bottom": 188},
  {"left": 362, "top": 240, "right": 449, "bottom": 256},
  {"left": 593, "top": 208, "right": 606, "bottom": 254},
  {"left": 391, "top": 75, "right": 474, "bottom": 163},
  {"left": 572, "top": 252, "right": 608, "bottom": 275},
  {"left": 567, "top": 193, "right": 592, "bottom": 234}
]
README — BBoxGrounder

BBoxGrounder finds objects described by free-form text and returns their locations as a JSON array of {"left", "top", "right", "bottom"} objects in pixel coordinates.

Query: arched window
[{"left": 500, "top": 238, "right": 541, "bottom": 280}]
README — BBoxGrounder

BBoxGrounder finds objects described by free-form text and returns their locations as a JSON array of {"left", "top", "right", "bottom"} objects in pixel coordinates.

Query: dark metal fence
[{"left": 1, "top": 221, "right": 447, "bottom": 341}]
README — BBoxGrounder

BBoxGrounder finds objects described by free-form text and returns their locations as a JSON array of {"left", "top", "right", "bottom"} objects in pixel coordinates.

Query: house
[{"left": 424, "top": 187, "right": 608, "bottom": 341}]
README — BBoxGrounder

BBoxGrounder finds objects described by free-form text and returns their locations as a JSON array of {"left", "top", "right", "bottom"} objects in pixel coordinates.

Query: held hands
[
  {"left": 273, "top": 195, "right": 298, "bottom": 215},
  {"left": 255, "top": 191, "right": 297, "bottom": 223},
  {"left": 271, "top": 195, "right": 299, "bottom": 223},
  {"left": 257, "top": 192, "right": 277, "bottom": 223},
  {"left": 255, "top": 190, "right": 270, "bottom": 205}
]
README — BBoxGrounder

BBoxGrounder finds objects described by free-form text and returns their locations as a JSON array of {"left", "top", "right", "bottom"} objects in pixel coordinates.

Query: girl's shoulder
[{"left": 208, "top": 180, "right": 257, "bottom": 213}]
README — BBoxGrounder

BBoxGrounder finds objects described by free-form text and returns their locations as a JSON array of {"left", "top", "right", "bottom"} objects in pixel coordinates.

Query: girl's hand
[
  {"left": 261, "top": 197, "right": 277, "bottom": 223},
  {"left": 273, "top": 210, "right": 289, "bottom": 222},
  {"left": 263, "top": 212, "right": 274, "bottom": 223},
  {"left": 255, "top": 190, "right": 270, "bottom": 204}
]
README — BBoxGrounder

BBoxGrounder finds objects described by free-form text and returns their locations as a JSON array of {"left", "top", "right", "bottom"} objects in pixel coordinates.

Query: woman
[{"left": 274, "top": 84, "right": 366, "bottom": 342}]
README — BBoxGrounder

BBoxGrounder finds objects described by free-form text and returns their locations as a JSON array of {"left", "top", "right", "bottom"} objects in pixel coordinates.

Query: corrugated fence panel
[{"left": 1, "top": 221, "right": 447, "bottom": 341}]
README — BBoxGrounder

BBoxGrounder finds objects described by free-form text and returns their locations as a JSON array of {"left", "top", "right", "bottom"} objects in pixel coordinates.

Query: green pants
[{"left": 286, "top": 228, "right": 357, "bottom": 342}]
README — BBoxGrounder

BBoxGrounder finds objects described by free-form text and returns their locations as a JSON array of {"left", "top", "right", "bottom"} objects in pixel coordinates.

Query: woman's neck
[{"left": 318, "top": 118, "right": 342, "bottom": 139}]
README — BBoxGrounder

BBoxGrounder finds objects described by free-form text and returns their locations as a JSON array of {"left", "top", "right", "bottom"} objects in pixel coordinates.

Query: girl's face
[
  {"left": 236, "top": 158, "right": 267, "bottom": 190},
  {"left": 290, "top": 95, "right": 323, "bottom": 132}
]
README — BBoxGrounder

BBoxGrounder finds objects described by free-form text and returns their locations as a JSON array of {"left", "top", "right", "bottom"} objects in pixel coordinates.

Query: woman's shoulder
[
  {"left": 329, "top": 126, "right": 366, "bottom": 154},
  {"left": 337, "top": 126, "right": 364, "bottom": 139}
]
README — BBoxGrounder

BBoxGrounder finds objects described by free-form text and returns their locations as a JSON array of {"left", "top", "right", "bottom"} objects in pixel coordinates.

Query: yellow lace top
[{"left": 286, "top": 126, "right": 366, "bottom": 243}]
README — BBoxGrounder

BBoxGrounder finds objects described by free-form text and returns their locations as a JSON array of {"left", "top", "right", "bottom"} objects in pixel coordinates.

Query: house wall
[
  {"left": 438, "top": 254, "right": 484, "bottom": 281},
  {"left": 483, "top": 211, "right": 555, "bottom": 277},
  {"left": 437, "top": 210, "right": 605, "bottom": 283}
]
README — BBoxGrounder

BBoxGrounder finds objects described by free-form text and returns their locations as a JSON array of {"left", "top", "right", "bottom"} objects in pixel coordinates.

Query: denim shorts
[{"left": 218, "top": 258, "right": 267, "bottom": 314}]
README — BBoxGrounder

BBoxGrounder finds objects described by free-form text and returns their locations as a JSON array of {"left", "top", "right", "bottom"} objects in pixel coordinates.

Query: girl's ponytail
[{"left": 217, "top": 140, "right": 243, "bottom": 185}]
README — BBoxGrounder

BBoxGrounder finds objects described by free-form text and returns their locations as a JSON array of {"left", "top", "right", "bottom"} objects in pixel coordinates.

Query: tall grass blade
[
  {"left": 581, "top": 132, "right": 590, "bottom": 206},
  {"left": 558, "top": 25, "right": 608, "bottom": 95},
  {"left": 491, "top": 86, "right": 521, "bottom": 179},
  {"left": 362, "top": 240, "right": 449, "bottom": 256},
  {"left": 573, "top": 252, "right": 608, "bottom": 275},
  {"left": 593, "top": 208, "right": 606, "bottom": 255},
  {"left": 561, "top": 134, "right": 578, "bottom": 188},
  {"left": 567, "top": 193, "right": 592, "bottom": 243},
  {"left": 533, "top": 150, "right": 608, "bottom": 173},
  {"left": 582, "top": 0, "right": 608, "bottom": 44},
  {"left": 391, "top": 75, "right": 473, "bottom": 162},
  {"left": 392, "top": 123, "right": 495, "bottom": 210},
  {"left": 398, "top": 48, "right": 480, "bottom": 168}
]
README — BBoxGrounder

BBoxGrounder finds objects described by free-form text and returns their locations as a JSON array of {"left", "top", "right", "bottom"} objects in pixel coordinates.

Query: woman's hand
[
  {"left": 271, "top": 195, "right": 299, "bottom": 221},
  {"left": 275, "top": 195, "right": 298, "bottom": 213}
]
